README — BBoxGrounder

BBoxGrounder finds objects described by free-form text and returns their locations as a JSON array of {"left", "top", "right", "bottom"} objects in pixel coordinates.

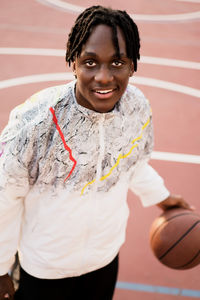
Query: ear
[
  {"left": 129, "top": 62, "right": 134, "bottom": 77},
  {"left": 72, "top": 61, "right": 77, "bottom": 76},
  {"left": 69, "top": 61, "right": 77, "bottom": 79}
]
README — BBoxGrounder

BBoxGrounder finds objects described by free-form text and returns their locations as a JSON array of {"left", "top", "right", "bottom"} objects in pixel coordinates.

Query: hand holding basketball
[
  {"left": 149, "top": 207, "right": 200, "bottom": 270},
  {"left": 157, "top": 194, "right": 195, "bottom": 211}
]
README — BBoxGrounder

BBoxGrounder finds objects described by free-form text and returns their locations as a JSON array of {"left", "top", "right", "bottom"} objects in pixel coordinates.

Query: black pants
[{"left": 14, "top": 256, "right": 118, "bottom": 300}]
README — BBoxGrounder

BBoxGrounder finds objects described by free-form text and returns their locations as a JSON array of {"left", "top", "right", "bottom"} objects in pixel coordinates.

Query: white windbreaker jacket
[{"left": 0, "top": 81, "right": 169, "bottom": 278}]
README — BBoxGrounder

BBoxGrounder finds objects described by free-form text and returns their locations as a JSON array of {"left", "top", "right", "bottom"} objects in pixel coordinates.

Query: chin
[
  {"left": 94, "top": 105, "right": 115, "bottom": 113},
  {"left": 93, "top": 100, "right": 117, "bottom": 113}
]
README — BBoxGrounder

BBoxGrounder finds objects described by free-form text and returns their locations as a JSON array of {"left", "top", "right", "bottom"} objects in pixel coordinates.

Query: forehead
[{"left": 80, "top": 24, "right": 127, "bottom": 56}]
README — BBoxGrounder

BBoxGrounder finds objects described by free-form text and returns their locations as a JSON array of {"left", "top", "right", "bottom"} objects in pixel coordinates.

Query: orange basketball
[{"left": 149, "top": 208, "right": 200, "bottom": 270}]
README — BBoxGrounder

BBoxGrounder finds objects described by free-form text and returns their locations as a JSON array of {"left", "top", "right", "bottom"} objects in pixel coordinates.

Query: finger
[
  {"left": 188, "top": 204, "right": 196, "bottom": 210},
  {"left": 181, "top": 203, "right": 195, "bottom": 211},
  {"left": 179, "top": 200, "right": 195, "bottom": 210}
]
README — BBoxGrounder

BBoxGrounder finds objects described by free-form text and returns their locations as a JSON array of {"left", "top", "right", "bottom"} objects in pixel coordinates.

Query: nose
[{"left": 94, "top": 65, "right": 113, "bottom": 84}]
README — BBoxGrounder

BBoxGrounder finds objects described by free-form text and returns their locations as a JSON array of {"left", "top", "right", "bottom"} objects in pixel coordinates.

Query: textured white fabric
[
  {"left": 130, "top": 162, "right": 169, "bottom": 206},
  {"left": 0, "top": 81, "right": 169, "bottom": 278}
]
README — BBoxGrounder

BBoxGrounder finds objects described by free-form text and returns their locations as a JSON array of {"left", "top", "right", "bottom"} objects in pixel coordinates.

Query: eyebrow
[{"left": 80, "top": 51, "right": 127, "bottom": 58}]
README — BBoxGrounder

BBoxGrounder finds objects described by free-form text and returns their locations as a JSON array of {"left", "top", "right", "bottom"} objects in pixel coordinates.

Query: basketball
[{"left": 149, "top": 208, "right": 200, "bottom": 270}]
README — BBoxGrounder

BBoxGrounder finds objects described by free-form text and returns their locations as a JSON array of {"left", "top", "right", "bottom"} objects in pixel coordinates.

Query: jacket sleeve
[
  {"left": 129, "top": 100, "right": 170, "bottom": 207},
  {"left": 129, "top": 161, "right": 170, "bottom": 206},
  {"left": 0, "top": 112, "right": 31, "bottom": 275}
]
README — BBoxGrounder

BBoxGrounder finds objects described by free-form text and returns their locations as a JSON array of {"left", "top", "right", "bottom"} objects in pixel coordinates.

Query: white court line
[
  {"left": 37, "top": 0, "right": 200, "bottom": 22},
  {"left": 131, "top": 11, "right": 200, "bottom": 21},
  {"left": 0, "top": 72, "right": 199, "bottom": 164},
  {"left": 0, "top": 72, "right": 199, "bottom": 98},
  {"left": 130, "top": 76, "right": 200, "bottom": 98},
  {"left": 140, "top": 56, "right": 200, "bottom": 70},
  {"left": 0, "top": 47, "right": 64, "bottom": 57},
  {"left": 0, "top": 73, "right": 73, "bottom": 88},
  {"left": 152, "top": 151, "right": 200, "bottom": 164},
  {"left": 37, "top": 0, "right": 82, "bottom": 13},
  {"left": 176, "top": 0, "right": 200, "bottom": 3},
  {"left": 1, "top": 48, "right": 200, "bottom": 70}
]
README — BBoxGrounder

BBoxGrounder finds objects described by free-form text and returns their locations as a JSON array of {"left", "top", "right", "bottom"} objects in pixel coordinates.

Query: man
[{"left": 0, "top": 6, "right": 192, "bottom": 300}]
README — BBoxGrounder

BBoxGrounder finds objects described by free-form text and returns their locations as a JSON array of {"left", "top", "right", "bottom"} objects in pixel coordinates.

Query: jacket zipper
[
  {"left": 95, "top": 115, "right": 105, "bottom": 190},
  {"left": 82, "top": 115, "right": 105, "bottom": 271}
]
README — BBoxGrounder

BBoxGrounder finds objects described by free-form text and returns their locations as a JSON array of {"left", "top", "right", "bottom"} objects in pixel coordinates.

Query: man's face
[{"left": 72, "top": 24, "right": 134, "bottom": 113}]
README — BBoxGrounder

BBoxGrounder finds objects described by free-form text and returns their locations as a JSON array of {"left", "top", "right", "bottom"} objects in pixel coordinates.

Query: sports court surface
[{"left": 0, "top": 0, "right": 200, "bottom": 299}]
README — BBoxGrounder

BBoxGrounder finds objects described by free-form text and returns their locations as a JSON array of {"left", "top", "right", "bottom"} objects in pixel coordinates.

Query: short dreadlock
[{"left": 66, "top": 6, "right": 140, "bottom": 72}]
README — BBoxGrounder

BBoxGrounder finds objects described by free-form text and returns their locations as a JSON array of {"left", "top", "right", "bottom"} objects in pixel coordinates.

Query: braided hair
[{"left": 66, "top": 6, "right": 140, "bottom": 72}]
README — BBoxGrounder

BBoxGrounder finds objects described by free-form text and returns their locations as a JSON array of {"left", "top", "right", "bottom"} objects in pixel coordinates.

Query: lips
[
  {"left": 95, "top": 89, "right": 114, "bottom": 94},
  {"left": 92, "top": 88, "right": 117, "bottom": 99}
]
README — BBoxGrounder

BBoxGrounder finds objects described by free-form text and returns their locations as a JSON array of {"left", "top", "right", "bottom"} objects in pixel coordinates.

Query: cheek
[
  {"left": 76, "top": 72, "right": 92, "bottom": 97},
  {"left": 77, "top": 66, "right": 93, "bottom": 79},
  {"left": 77, "top": 74, "right": 93, "bottom": 92},
  {"left": 115, "top": 68, "right": 131, "bottom": 80},
  {"left": 117, "top": 72, "right": 130, "bottom": 87}
]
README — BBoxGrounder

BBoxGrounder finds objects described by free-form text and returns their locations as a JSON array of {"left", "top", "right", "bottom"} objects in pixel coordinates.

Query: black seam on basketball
[
  {"left": 150, "top": 212, "right": 199, "bottom": 242},
  {"left": 176, "top": 250, "right": 200, "bottom": 269},
  {"left": 164, "top": 212, "right": 199, "bottom": 223},
  {"left": 159, "top": 220, "right": 200, "bottom": 260}
]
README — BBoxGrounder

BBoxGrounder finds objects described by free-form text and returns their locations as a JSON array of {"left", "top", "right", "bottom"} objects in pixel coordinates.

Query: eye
[
  {"left": 85, "top": 60, "right": 96, "bottom": 67},
  {"left": 112, "top": 60, "right": 123, "bottom": 67}
]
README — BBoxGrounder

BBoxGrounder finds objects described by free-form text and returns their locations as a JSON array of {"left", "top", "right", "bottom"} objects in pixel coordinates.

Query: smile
[
  {"left": 95, "top": 89, "right": 114, "bottom": 94},
  {"left": 92, "top": 89, "right": 116, "bottom": 100}
]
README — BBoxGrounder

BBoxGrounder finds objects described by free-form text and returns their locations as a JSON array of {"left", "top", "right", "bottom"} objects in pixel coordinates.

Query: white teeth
[{"left": 96, "top": 90, "right": 113, "bottom": 94}]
